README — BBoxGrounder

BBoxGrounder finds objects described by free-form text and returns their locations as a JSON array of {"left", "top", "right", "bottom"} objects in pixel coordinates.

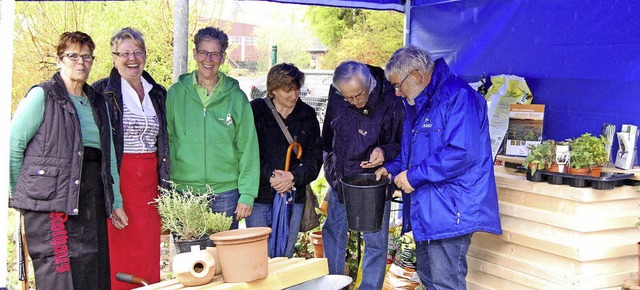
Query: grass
[{"left": 6, "top": 208, "right": 35, "bottom": 290}]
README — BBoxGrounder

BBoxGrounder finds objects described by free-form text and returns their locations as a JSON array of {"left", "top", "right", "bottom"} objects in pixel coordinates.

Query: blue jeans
[
  {"left": 322, "top": 187, "right": 390, "bottom": 290},
  {"left": 210, "top": 189, "right": 240, "bottom": 230},
  {"left": 415, "top": 233, "right": 472, "bottom": 290},
  {"left": 246, "top": 201, "right": 304, "bottom": 258}
]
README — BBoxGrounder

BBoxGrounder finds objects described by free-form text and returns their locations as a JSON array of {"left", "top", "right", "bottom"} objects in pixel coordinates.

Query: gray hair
[
  {"left": 110, "top": 27, "right": 146, "bottom": 53},
  {"left": 194, "top": 27, "right": 229, "bottom": 52},
  {"left": 385, "top": 45, "right": 434, "bottom": 80},
  {"left": 332, "top": 61, "right": 377, "bottom": 94}
]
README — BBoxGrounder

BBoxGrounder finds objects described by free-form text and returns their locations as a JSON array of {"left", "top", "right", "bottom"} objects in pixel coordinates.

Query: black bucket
[
  {"left": 340, "top": 173, "right": 389, "bottom": 232},
  {"left": 173, "top": 235, "right": 212, "bottom": 254}
]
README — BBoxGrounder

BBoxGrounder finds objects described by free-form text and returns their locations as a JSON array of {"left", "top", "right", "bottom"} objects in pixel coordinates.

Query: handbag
[
  {"left": 299, "top": 184, "right": 321, "bottom": 232},
  {"left": 264, "top": 97, "right": 320, "bottom": 232}
]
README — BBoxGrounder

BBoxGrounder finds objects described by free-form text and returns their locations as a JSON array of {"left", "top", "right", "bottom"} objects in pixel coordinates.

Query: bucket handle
[{"left": 285, "top": 142, "right": 303, "bottom": 171}]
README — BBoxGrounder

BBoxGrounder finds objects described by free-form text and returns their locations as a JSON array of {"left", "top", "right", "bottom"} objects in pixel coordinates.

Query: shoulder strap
[{"left": 264, "top": 97, "right": 298, "bottom": 154}]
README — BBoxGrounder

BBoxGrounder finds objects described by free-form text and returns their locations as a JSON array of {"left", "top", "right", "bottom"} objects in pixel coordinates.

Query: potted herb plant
[
  {"left": 568, "top": 133, "right": 609, "bottom": 176},
  {"left": 155, "top": 183, "right": 233, "bottom": 253},
  {"left": 523, "top": 142, "right": 553, "bottom": 181}
]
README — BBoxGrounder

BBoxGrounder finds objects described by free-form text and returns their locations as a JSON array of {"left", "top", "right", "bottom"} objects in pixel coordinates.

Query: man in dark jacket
[
  {"left": 377, "top": 45, "right": 502, "bottom": 289},
  {"left": 322, "top": 61, "right": 404, "bottom": 289}
]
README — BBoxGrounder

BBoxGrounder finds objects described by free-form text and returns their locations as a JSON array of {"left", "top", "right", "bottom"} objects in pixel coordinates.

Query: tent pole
[
  {"left": 403, "top": 0, "right": 411, "bottom": 45},
  {"left": 173, "top": 0, "right": 189, "bottom": 82},
  {"left": 0, "top": 0, "right": 16, "bottom": 288}
]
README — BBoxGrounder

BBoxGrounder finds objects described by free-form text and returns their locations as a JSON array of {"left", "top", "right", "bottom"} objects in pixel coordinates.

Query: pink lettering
[{"left": 56, "top": 263, "right": 70, "bottom": 273}]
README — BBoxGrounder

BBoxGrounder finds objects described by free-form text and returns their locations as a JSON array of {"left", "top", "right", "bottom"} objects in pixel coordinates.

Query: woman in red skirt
[{"left": 93, "top": 27, "right": 170, "bottom": 289}]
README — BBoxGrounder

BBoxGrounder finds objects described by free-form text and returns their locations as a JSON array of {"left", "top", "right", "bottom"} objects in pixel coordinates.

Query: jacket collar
[
  {"left": 413, "top": 58, "right": 452, "bottom": 113},
  {"left": 51, "top": 71, "right": 95, "bottom": 103},
  {"left": 348, "top": 65, "right": 388, "bottom": 115},
  {"left": 103, "top": 67, "right": 160, "bottom": 96}
]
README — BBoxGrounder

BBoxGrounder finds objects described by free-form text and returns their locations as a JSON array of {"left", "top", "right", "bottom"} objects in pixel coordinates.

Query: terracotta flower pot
[
  {"left": 547, "top": 163, "right": 559, "bottom": 172},
  {"left": 172, "top": 249, "right": 216, "bottom": 286},
  {"left": 310, "top": 230, "right": 324, "bottom": 258},
  {"left": 568, "top": 167, "right": 590, "bottom": 176},
  {"left": 590, "top": 166, "right": 602, "bottom": 177},
  {"left": 209, "top": 227, "right": 272, "bottom": 283}
]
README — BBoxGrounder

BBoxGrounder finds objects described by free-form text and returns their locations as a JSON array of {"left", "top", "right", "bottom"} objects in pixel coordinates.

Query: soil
[{"left": 348, "top": 178, "right": 378, "bottom": 186}]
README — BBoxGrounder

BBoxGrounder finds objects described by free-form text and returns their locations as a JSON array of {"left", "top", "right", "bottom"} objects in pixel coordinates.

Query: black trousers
[{"left": 23, "top": 147, "right": 110, "bottom": 290}]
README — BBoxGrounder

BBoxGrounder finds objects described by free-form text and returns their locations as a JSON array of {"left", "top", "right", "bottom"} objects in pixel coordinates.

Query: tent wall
[{"left": 409, "top": 0, "right": 640, "bottom": 144}]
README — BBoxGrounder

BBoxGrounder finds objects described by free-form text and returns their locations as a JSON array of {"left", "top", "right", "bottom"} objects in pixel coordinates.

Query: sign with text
[{"left": 506, "top": 104, "right": 545, "bottom": 156}]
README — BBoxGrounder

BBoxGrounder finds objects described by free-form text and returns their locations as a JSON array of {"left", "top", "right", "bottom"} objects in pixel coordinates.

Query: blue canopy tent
[{"left": 261, "top": 0, "right": 640, "bottom": 156}]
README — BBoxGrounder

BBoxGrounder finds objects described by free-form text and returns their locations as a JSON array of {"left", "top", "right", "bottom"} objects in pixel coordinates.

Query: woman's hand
[
  {"left": 235, "top": 203, "right": 253, "bottom": 221},
  {"left": 111, "top": 208, "right": 129, "bottom": 229},
  {"left": 270, "top": 170, "right": 295, "bottom": 194}
]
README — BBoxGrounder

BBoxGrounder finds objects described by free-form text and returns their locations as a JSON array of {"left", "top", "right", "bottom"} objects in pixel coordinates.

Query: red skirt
[{"left": 108, "top": 153, "right": 161, "bottom": 289}]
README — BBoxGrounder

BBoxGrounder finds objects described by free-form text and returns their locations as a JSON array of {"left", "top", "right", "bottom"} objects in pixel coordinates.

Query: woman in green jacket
[{"left": 166, "top": 27, "right": 259, "bottom": 229}]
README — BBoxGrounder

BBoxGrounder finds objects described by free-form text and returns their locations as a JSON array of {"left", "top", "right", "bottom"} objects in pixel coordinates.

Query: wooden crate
[{"left": 467, "top": 167, "right": 640, "bottom": 290}]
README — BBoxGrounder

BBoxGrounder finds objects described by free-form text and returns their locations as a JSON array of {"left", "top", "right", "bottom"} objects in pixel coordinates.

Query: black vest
[{"left": 11, "top": 72, "right": 114, "bottom": 216}]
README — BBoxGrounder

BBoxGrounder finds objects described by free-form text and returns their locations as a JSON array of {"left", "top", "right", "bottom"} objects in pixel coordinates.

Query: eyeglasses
[
  {"left": 339, "top": 89, "right": 367, "bottom": 102},
  {"left": 61, "top": 53, "right": 95, "bottom": 62},
  {"left": 196, "top": 50, "right": 224, "bottom": 59},
  {"left": 393, "top": 71, "right": 415, "bottom": 90},
  {"left": 112, "top": 50, "right": 145, "bottom": 59}
]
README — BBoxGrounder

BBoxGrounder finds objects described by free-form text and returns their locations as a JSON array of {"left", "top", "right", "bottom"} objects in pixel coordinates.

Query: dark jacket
[
  {"left": 93, "top": 68, "right": 170, "bottom": 188},
  {"left": 322, "top": 65, "right": 405, "bottom": 202},
  {"left": 250, "top": 97, "right": 323, "bottom": 204},
  {"left": 11, "top": 72, "right": 114, "bottom": 216},
  {"left": 384, "top": 58, "right": 502, "bottom": 241}
]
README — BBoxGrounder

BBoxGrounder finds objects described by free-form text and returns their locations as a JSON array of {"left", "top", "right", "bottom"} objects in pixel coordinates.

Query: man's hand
[
  {"left": 270, "top": 170, "right": 295, "bottom": 194},
  {"left": 375, "top": 167, "right": 392, "bottom": 182},
  {"left": 235, "top": 203, "right": 253, "bottom": 221},
  {"left": 361, "top": 147, "right": 384, "bottom": 168},
  {"left": 111, "top": 207, "right": 129, "bottom": 229},
  {"left": 394, "top": 170, "right": 415, "bottom": 193}
]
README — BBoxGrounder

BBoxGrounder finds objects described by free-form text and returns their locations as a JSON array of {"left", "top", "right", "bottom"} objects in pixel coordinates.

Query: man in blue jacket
[
  {"left": 376, "top": 45, "right": 502, "bottom": 289},
  {"left": 322, "top": 61, "right": 404, "bottom": 289}
]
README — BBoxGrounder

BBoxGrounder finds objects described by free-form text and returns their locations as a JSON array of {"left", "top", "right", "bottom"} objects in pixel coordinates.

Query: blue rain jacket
[{"left": 385, "top": 59, "right": 502, "bottom": 242}]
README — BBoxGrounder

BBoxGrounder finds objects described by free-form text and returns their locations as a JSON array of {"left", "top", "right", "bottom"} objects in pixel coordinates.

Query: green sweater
[
  {"left": 166, "top": 71, "right": 259, "bottom": 206},
  {"left": 10, "top": 87, "right": 123, "bottom": 208}
]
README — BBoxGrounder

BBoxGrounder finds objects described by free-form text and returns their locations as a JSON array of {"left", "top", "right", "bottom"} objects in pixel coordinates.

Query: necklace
[
  {"left": 70, "top": 93, "right": 89, "bottom": 106},
  {"left": 197, "top": 75, "right": 218, "bottom": 93}
]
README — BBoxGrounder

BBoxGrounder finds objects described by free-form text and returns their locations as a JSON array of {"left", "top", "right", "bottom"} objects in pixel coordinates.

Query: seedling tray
[{"left": 517, "top": 167, "right": 634, "bottom": 190}]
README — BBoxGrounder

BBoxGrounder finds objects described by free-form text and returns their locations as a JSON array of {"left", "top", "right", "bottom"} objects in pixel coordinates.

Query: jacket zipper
[{"left": 203, "top": 107, "right": 207, "bottom": 186}]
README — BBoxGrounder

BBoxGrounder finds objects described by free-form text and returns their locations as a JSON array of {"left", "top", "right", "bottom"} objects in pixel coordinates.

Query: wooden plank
[
  {"left": 138, "top": 258, "right": 328, "bottom": 290},
  {"left": 495, "top": 154, "right": 526, "bottom": 165},
  {"left": 467, "top": 256, "right": 564, "bottom": 289},
  {"left": 602, "top": 166, "right": 640, "bottom": 181},
  {"left": 214, "top": 259, "right": 328, "bottom": 290}
]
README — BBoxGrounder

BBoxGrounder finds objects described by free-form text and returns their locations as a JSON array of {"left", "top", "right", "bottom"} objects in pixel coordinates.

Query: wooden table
[
  {"left": 467, "top": 166, "right": 640, "bottom": 289},
  {"left": 138, "top": 258, "right": 329, "bottom": 289}
]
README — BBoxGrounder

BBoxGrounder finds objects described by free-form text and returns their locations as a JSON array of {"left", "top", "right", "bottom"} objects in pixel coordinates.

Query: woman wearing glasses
[
  {"left": 92, "top": 27, "right": 168, "bottom": 289},
  {"left": 10, "top": 31, "right": 120, "bottom": 290},
  {"left": 321, "top": 61, "right": 405, "bottom": 289},
  {"left": 166, "top": 27, "right": 259, "bottom": 229}
]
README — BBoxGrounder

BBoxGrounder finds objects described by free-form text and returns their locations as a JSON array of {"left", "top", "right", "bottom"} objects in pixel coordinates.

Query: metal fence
[{"left": 300, "top": 70, "right": 333, "bottom": 125}]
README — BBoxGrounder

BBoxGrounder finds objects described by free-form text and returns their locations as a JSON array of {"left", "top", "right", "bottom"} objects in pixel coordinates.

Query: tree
[
  {"left": 253, "top": 6, "right": 312, "bottom": 72},
  {"left": 11, "top": 0, "right": 225, "bottom": 114},
  {"left": 306, "top": 7, "right": 403, "bottom": 68}
]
